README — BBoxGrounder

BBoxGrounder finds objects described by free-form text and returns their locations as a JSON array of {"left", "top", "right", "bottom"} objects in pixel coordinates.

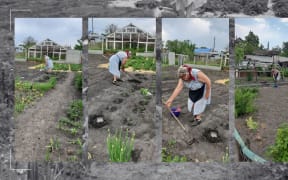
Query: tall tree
[
  {"left": 166, "top": 39, "right": 195, "bottom": 60},
  {"left": 22, "top": 36, "right": 36, "bottom": 59},
  {"left": 244, "top": 31, "right": 259, "bottom": 54},
  {"left": 105, "top": 24, "right": 118, "bottom": 34},
  {"left": 74, "top": 40, "right": 83, "bottom": 50}
]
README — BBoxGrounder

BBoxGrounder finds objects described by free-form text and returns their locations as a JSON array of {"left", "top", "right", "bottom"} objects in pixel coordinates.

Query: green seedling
[{"left": 246, "top": 116, "right": 258, "bottom": 130}]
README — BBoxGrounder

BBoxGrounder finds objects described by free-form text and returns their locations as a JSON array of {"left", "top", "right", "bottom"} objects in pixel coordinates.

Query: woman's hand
[{"left": 165, "top": 100, "right": 172, "bottom": 108}]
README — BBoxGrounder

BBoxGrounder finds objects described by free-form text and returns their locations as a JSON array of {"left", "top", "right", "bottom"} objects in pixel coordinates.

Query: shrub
[
  {"left": 266, "top": 123, "right": 288, "bottom": 162},
  {"left": 33, "top": 77, "right": 57, "bottom": 92},
  {"left": 106, "top": 128, "right": 135, "bottom": 162},
  {"left": 70, "top": 64, "right": 82, "bottom": 71},
  {"left": 235, "top": 88, "right": 258, "bottom": 117}
]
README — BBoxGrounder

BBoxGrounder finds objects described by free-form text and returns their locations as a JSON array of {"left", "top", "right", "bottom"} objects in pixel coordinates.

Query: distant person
[
  {"left": 109, "top": 50, "right": 131, "bottom": 85},
  {"left": 165, "top": 64, "right": 211, "bottom": 126},
  {"left": 44, "top": 54, "right": 53, "bottom": 73},
  {"left": 271, "top": 67, "right": 280, "bottom": 88}
]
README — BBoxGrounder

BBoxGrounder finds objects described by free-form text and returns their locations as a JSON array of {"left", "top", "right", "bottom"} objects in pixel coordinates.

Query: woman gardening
[
  {"left": 109, "top": 50, "right": 131, "bottom": 86},
  {"left": 165, "top": 64, "right": 211, "bottom": 126}
]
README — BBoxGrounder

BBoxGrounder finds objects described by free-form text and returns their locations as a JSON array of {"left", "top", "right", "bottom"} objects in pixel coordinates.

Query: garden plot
[
  {"left": 13, "top": 61, "right": 83, "bottom": 162},
  {"left": 162, "top": 65, "right": 229, "bottom": 162},
  {"left": 87, "top": 54, "right": 157, "bottom": 162},
  {"left": 236, "top": 86, "right": 288, "bottom": 162}
]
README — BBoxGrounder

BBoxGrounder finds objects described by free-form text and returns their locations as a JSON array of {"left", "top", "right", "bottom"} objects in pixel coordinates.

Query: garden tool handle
[{"left": 162, "top": 100, "right": 186, "bottom": 131}]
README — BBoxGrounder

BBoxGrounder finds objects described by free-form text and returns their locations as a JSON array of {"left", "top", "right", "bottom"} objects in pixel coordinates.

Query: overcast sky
[
  {"left": 15, "top": 18, "right": 82, "bottom": 48},
  {"left": 88, "top": 18, "right": 156, "bottom": 35},
  {"left": 162, "top": 18, "right": 229, "bottom": 51},
  {"left": 236, "top": 18, "right": 288, "bottom": 49}
]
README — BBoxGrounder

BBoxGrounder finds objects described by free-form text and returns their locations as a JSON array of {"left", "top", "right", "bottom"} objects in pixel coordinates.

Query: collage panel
[
  {"left": 162, "top": 18, "right": 230, "bottom": 162},
  {"left": 13, "top": 18, "right": 83, "bottom": 162},
  {"left": 235, "top": 18, "right": 288, "bottom": 163},
  {"left": 87, "top": 18, "right": 157, "bottom": 162}
]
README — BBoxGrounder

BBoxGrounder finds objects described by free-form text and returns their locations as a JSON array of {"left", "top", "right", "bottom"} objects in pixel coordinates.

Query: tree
[
  {"left": 165, "top": 39, "right": 195, "bottom": 60},
  {"left": 22, "top": 36, "right": 36, "bottom": 59},
  {"left": 105, "top": 24, "right": 118, "bottom": 34},
  {"left": 74, "top": 40, "right": 82, "bottom": 50},
  {"left": 244, "top": 31, "right": 259, "bottom": 54},
  {"left": 235, "top": 42, "right": 245, "bottom": 67},
  {"left": 282, "top": 42, "right": 288, "bottom": 57}
]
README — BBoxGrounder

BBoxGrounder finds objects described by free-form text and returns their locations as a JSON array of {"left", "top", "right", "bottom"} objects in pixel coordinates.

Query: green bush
[
  {"left": 125, "top": 56, "right": 156, "bottom": 71},
  {"left": 106, "top": 128, "right": 135, "bottom": 162},
  {"left": 67, "top": 100, "right": 83, "bottom": 121},
  {"left": 245, "top": 116, "right": 258, "bottom": 131},
  {"left": 53, "top": 63, "right": 69, "bottom": 71},
  {"left": 266, "top": 123, "right": 288, "bottom": 162},
  {"left": 74, "top": 73, "right": 82, "bottom": 91},
  {"left": 235, "top": 88, "right": 258, "bottom": 117}
]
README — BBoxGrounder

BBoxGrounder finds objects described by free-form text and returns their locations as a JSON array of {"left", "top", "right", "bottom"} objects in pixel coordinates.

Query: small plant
[
  {"left": 106, "top": 128, "right": 135, "bottom": 162},
  {"left": 140, "top": 88, "right": 152, "bottom": 96},
  {"left": 67, "top": 155, "right": 78, "bottom": 162},
  {"left": 59, "top": 117, "right": 82, "bottom": 129},
  {"left": 46, "top": 137, "right": 60, "bottom": 152},
  {"left": 69, "top": 138, "right": 83, "bottom": 147},
  {"left": 222, "top": 147, "right": 229, "bottom": 163},
  {"left": 45, "top": 149, "right": 51, "bottom": 162},
  {"left": 162, "top": 148, "right": 187, "bottom": 162},
  {"left": 70, "top": 128, "right": 78, "bottom": 136},
  {"left": 266, "top": 123, "right": 288, "bottom": 162},
  {"left": 246, "top": 116, "right": 258, "bottom": 131}
]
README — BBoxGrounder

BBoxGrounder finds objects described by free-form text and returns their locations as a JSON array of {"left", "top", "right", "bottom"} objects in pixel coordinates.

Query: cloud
[
  {"left": 236, "top": 18, "right": 288, "bottom": 48},
  {"left": 15, "top": 18, "right": 82, "bottom": 48},
  {"left": 162, "top": 18, "right": 229, "bottom": 50}
]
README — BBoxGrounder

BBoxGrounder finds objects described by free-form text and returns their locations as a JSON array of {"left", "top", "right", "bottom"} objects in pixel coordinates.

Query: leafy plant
[
  {"left": 245, "top": 116, "right": 258, "bottom": 130},
  {"left": 140, "top": 88, "right": 152, "bottom": 96},
  {"left": 59, "top": 117, "right": 82, "bottom": 129},
  {"left": 266, "top": 123, "right": 288, "bottom": 162},
  {"left": 162, "top": 148, "right": 187, "bottom": 162},
  {"left": 74, "top": 73, "right": 82, "bottom": 91},
  {"left": 46, "top": 137, "right": 60, "bottom": 153},
  {"left": 125, "top": 56, "right": 156, "bottom": 71},
  {"left": 106, "top": 128, "right": 135, "bottom": 162},
  {"left": 70, "top": 64, "right": 82, "bottom": 71},
  {"left": 67, "top": 100, "right": 83, "bottom": 121},
  {"left": 235, "top": 88, "right": 258, "bottom": 117}
]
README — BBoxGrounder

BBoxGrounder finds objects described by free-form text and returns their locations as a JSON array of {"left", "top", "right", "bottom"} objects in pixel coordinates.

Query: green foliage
[
  {"left": 245, "top": 116, "right": 258, "bottom": 130},
  {"left": 46, "top": 137, "right": 60, "bottom": 153},
  {"left": 267, "top": 123, "right": 288, "bottom": 162},
  {"left": 162, "top": 148, "right": 187, "bottom": 162},
  {"left": 106, "top": 128, "right": 135, "bottom": 162},
  {"left": 74, "top": 73, "right": 82, "bottom": 91},
  {"left": 282, "top": 42, "right": 288, "bottom": 57},
  {"left": 235, "top": 88, "right": 258, "bottom": 117},
  {"left": 53, "top": 63, "right": 70, "bottom": 71},
  {"left": 235, "top": 43, "right": 245, "bottom": 67},
  {"left": 74, "top": 40, "right": 83, "bottom": 50},
  {"left": 165, "top": 39, "right": 195, "bottom": 59},
  {"left": 67, "top": 100, "right": 83, "bottom": 121},
  {"left": 125, "top": 56, "right": 155, "bottom": 71},
  {"left": 247, "top": 71, "right": 253, "bottom": 81},
  {"left": 14, "top": 77, "right": 56, "bottom": 115},
  {"left": 70, "top": 64, "right": 82, "bottom": 71},
  {"left": 140, "top": 88, "right": 151, "bottom": 96},
  {"left": 59, "top": 117, "right": 82, "bottom": 129}
]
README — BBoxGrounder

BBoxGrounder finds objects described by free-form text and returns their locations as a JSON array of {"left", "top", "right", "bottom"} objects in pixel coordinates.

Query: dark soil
[
  {"left": 162, "top": 65, "right": 229, "bottom": 162},
  {"left": 87, "top": 54, "right": 157, "bottom": 162},
  {"left": 13, "top": 62, "right": 82, "bottom": 162},
  {"left": 236, "top": 85, "right": 288, "bottom": 161}
]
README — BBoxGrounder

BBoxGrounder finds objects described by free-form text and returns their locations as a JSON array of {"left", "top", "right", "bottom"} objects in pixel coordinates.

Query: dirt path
[
  {"left": 14, "top": 72, "right": 77, "bottom": 161},
  {"left": 87, "top": 54, "right": 157, "bottom": 162},
  {"left": 162, "top": 65, "right": 229, "bottom": 162},
  {"left": 236, "top": 85, "right": 288, "bottom": 160}
]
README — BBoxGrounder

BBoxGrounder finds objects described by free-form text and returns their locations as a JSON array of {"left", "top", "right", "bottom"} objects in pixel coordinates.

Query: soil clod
[
  {"left": 203, "top": 129, "right": 222, "bottom": 143},
  {"left": 89, "top": 114, "right": 108, "bottom": 128}
]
